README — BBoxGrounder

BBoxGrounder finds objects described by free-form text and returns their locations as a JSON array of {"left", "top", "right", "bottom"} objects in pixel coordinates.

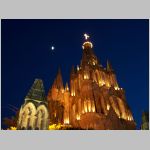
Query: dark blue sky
[{"left": 1, "top": 19, "right": 149, "bottom": 129}]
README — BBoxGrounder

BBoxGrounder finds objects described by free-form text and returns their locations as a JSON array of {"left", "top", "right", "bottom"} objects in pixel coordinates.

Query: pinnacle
[
  {"left": 71, "top": 65, "right": 75, "bottom": 74},
  {"left": 25, "top": 79, "right": 46, "bottom": 102},
  {"left": 65, "top": 82, "right": 69, "bottom": 91},
  {"left": 107, "top": 60, "right": 113, "bottom": 72},
  {"left": 52, "top": 68, "right": 64, "bottom": 90}
]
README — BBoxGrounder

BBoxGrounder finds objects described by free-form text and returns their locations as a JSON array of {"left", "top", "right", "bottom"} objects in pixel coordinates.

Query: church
[{"left": 17, "top": 34, "right": 136, "bottom": 130}]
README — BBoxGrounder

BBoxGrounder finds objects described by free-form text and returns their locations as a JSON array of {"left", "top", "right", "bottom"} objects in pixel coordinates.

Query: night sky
[{"left": 1, "top": 19, "right": 149, "bottom": 129}]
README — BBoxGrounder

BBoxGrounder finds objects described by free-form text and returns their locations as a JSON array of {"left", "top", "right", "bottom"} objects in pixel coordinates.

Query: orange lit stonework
[
  {"left": 46, "top": 34, "right": 136, "bottom": 130},
  {"left": 18, "top": 34, "right": 136, "bottom": 130}
]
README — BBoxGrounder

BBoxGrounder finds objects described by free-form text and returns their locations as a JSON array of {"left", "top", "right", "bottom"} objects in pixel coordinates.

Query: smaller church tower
[
  {"left": 47, "top": 68, "right": 64, "bottom": 102},
  {"left": 17, "top": 79, "right": 49, "bottom": 130},
  {"left": 47, "top": 68, "right": 65, "bottom": 125}
]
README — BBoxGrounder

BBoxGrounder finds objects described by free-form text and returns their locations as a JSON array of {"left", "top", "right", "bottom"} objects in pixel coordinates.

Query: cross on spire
[{"left": 84, "top": 33, "right": 90, "bottom": 40}]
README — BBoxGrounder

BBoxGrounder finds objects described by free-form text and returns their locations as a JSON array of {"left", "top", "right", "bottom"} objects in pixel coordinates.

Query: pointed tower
[
  {"left": 17, "top": 79, "right": 49, "bottom": 130},
  {"left": 107, "top": 60, "right": 113, "bottom": 72},
  {"left": 47, "top": 68, "right": 64, "bottom": 103},
  {"left": 70, "top": 65, "right": 75, "bottom": 78},
  {"left": 47, "top": 68, "right": 65, "bottom": 125},
  {"left": 65, "top": 82, "right": 69, "bottom": 92},
  {"left": 106, "top": 60, "right": 119, "bottom": 88},
  {"left": 52, "top": 68, "right": 64, "bottom": 90},
  {"left": 81, "top": 33, "right": 99, "bottom": 68},
  {"left": 25, "top": 79, "right": 46, "bottom": 103}
]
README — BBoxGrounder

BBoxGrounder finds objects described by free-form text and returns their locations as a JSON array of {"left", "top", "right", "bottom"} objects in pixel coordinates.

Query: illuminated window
[
  {"left": 107, "top": 104, "right": 110, "bottom": 110},
  {"left": 76, "top": 114, "right": 80, "bottom": 120},
  {"left": 106, "top": 83, "right": 110, "bottom": 87},
  {"left": 64, "top": 118, "right": 69, "bottom": 124},
  {"left": 84, "top": 101, "right": 88, "bottom": 113},
  {"left": 88, "top": 100, "right": 91, "bottom": 112},
  {"left": 114, "top": 87, "right": 120, "bottom": 90},
  {"left": 84, "top": 74, "right": 89, "bottom": 80},
  {"left": 71, "top": 92, "right": 75, "bottom": 96},
  {"left": 92, "top": 106, "right": 95, "bottom": 112},
  {"left": 54, "top": 111, "right": 56, "bottom": 117}
]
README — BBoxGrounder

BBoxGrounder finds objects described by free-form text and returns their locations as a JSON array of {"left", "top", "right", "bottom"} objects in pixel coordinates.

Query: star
[{"left": 51, "top": 46, "right": 55, "bottom": 50}]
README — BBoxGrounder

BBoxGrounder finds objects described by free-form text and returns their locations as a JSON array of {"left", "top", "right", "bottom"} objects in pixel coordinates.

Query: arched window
[
  {"left": 36, "top": 105, "right": 49, "bottom": 130},
  {"left": 19, "top": 102, "right": 36, "bottom": 129}
]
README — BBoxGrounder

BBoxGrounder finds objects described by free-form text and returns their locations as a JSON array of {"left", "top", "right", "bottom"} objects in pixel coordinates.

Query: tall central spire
[{"left": 81, "top": 33, "right": 98, "bottom": 67}]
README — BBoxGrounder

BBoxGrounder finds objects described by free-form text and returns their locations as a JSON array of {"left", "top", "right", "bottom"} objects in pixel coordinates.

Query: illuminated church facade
[{"left": 17, "top": 34, "right": 136, "bottom": 130}]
